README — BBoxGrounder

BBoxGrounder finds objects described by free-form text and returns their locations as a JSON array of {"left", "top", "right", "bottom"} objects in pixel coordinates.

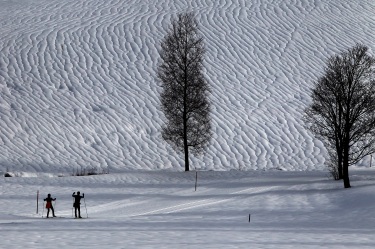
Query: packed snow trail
[{"left": 2, "top": 170, "right": 375, "bottom": 248}]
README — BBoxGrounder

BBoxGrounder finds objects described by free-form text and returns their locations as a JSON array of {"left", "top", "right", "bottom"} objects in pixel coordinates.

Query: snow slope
[{"left": 1, "top": 0, "right": 375, "bottom": 173}]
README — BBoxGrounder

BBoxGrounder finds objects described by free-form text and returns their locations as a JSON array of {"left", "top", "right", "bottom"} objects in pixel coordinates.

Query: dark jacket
[
  {"left": 44, "top": 197, "right": 56, "bottom": 202},
  {"left": 72, "top": 193, "right": 84, "bottom": 206}
]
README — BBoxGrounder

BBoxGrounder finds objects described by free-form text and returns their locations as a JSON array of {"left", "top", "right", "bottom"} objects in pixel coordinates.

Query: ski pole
[
  {"left": 42, "top": 201, "right": 45, "bottom": 218},
  {"left": 54, "top": 200, "right": 57, "bottom": 216},
  {"left": 72, "top": 197, "right": 74, "bottom": 218},
  {"left": 83, "top": 196, "right": 88, "bottom": 218}
]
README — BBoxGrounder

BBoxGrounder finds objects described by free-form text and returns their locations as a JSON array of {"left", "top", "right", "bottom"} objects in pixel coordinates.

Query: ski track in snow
[
  {"left": 0, "top": 0, "right": 375, "bottom": 173},
  {"left": 30, "top": 170, "right": 311, "bottom": 219},
  {"left": 0, "top": 171, "right": 315, "bottom": 221},
  {"left": 117, "top": 185, "right": 278, "bottom": 217}
]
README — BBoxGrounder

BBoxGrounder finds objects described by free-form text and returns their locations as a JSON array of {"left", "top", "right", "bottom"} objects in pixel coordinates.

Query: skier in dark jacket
[
  {"left": 72, "top": 191, "right": 84, "bottom": 218},
  {"left": 44, "top": 193, "right": 56, "bottom": 218}
]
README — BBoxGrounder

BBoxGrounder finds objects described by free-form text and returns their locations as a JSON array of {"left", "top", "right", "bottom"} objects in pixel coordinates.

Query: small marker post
[
  {"left": 370, "top": 155, "right": 372, "bottom": 167},
  {"left": 36, "top": 190, "right": 39, "bottom": 214},
  {"left": 195, "top": 171, "right": 198, "bottom": 191},
  {"left": 249, "top": 214, "right": 251, "bottom": 223}
]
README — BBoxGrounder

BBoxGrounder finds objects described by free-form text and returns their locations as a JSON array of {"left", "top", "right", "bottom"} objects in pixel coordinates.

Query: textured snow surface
[{"left": 1, "top": 0, "right": 375, "bottom": 173}]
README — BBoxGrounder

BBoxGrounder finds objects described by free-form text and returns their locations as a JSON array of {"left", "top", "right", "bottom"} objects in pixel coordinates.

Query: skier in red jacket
[{"left": 44, "top": 194, "right": 56, "bottom": 218}]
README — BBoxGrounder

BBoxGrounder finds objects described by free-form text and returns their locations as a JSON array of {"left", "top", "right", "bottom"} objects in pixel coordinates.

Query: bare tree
[
  {"left": 157, "top": 12, "right": 211, "bottom": 171},
  {"left": 304, "top": 44, "right": 375, "bottom": 188}
]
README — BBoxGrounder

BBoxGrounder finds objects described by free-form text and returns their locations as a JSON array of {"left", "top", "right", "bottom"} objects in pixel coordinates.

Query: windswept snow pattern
[{"left": 1, "top": 0, "right": 375, "bottom": 173}]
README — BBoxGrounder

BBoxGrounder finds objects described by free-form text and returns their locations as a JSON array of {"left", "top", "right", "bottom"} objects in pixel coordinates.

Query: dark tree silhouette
[
  {"left": 304, "top": 44, "right": 375, "bottom": 188},
  {"left": 157, "top": 12, "right": 211, "bottom": 172}
]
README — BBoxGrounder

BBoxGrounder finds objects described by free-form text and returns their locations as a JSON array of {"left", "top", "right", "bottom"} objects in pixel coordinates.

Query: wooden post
[
  {"left": 370, "top": 155, "right": 373, "bottom": 167},
  {"left": 195, "top": 171, "right": 198, "bottom": 191},
  {"left": 36, "top": 190, "right": 39, "bottom": 214}
]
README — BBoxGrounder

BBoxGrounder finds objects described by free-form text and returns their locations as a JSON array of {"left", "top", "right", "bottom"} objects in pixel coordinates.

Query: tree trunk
[
  {"left": 343, "top": 163, "right": 351, "bottom": 188},
  {"left": 184, "top": 146, "right": 189, "bottom": 171},
  {"left": 338, "top": 154, "right": 343, "bottom": 180},
  {"left": 342, "top": 145, "right": 351, "bottom": 188},
  {"left": 183, "top": 106, "right": 189, "bottom": 171}
]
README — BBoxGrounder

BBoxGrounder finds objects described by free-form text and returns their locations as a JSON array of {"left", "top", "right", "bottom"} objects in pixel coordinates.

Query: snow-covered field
[
  {"left": 1, "top": 0, "right": 375, "bottom": 248},
  {"left": 1, "top": 169, "right": 375, "bottom": 248},
  {"left": 1, "top": 0, "right": 374, "bottom": 173}
]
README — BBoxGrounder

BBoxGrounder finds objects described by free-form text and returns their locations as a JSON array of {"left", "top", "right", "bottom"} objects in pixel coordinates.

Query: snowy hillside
[{"left": 1, "top": 0, "right": 375, "bottom": 173}]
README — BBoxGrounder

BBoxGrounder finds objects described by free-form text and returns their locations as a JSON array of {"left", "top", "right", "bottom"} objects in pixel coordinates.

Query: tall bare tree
[
  {"left": 157, "top": 12, "right": 211, "bottom": 171},
  {"left": 304, "top": 44, "right": 375, "bottom": 188}
]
